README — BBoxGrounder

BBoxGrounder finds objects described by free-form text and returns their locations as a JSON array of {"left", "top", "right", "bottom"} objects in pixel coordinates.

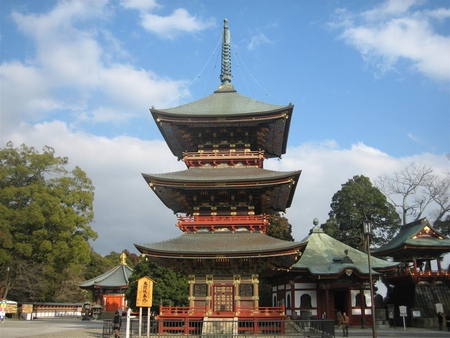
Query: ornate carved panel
[
  {"left": 239, "top": 284, "right": 254, "bottom": 297},
  {"left": 194, "top": 284, "right": 208, "bottom": 297}
]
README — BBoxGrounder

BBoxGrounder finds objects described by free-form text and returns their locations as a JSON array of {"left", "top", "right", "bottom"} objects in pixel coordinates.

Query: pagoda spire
[{"left": 218, "top": 18, "right": 234, "bottom": 91}]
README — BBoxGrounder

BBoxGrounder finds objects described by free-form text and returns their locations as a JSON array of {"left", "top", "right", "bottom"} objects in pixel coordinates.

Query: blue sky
[{"left": 1, "top": 0, "right": 449, "bottom": 263}]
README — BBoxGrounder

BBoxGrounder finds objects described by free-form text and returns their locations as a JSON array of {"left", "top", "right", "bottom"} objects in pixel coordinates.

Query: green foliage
[
  {"left": 0, "top": 142, "right": 97, "bottom": 301},
  {"left": 267, "top": 213, "right": 294, "bottom": 241},
  {"left": 434, "top": 215, "right": 450, "bottom": 237},
  {"left": 125, "top": 258, "right": 188, "bottom": 313},
  {"left": 323, "top": 175, "right": 401, "bottom": 251}
]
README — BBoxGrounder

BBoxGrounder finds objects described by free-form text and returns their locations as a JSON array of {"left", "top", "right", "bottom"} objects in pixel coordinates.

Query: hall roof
[
  {"left": 135, "top": 231, "right": 305, "bottom": 259},
  {"left": 79, "top": 264, "right": 133, "bottom": 289},
  {"left": 371, "top": 218, "right": 450, "bottom": 260},
  {"left": 291, "top": 225, "right": 399, "bottom": 276}
]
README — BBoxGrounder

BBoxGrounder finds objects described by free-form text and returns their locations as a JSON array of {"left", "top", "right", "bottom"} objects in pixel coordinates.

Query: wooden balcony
[
  {"left": 176, "top": 215, "right": 268, "bottom": 233},
  {"left": 182, "top": 150, "right": 264, "bottom": 168}
]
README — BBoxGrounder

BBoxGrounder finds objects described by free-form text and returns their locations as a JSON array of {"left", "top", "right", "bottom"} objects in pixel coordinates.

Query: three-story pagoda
[{"left": 135, "top": 19, "right": 305, "bottom": 322}]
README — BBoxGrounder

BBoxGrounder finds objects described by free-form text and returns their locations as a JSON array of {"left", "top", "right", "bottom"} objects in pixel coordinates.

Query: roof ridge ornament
[{"left": 218, "top": 18, "right": 235, "bottom": 91}]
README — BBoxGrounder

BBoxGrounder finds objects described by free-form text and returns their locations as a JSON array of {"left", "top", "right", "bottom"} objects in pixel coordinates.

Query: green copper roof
[
  {"left": 372, "top": 218, "right": 450, "bottom": 257},
  {"left": 291, "top": 225, "right": 398, "bottom": 276},
  {"left": 79, "top": 264, "right": 133, "bottom": 289},
  {"left": 152, "top": 90, "right": 290, "bottom": 117},
  {"left": 143, "top": 166, "right": 301, "bottom": 183},
  {"left": 135, "top": 231, "right": 305, "bottom": 258}
]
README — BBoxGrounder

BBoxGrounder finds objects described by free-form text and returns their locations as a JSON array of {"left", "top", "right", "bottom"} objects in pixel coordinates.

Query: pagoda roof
[
  {"left": 152, "top": 89, "right": 290, "bottom": 117},
  {"left": 371, "top": 218, "right": 450, "bottom": 259},
  {"left": 150, "top": 91, "right": 293, "bottom": 160},
  {"left": 135, "top": 231, "right": 304, "bottom": 259},
  {"left": 291, "top": 225, "right": 399, "bottom": 276},
  {"left": 79, "top": 264, "right": 133, "bottom": 289},
  {"left": 142, "top": 166, "right": 301, "bottom": 213},
  {"left": 143, "top": 166, "right": 300, "bottom": 183}
]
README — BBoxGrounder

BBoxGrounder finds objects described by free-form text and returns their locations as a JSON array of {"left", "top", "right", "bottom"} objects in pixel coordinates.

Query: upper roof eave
[{"left": 150, "top": 91, "right": 293, "bottom": 118}]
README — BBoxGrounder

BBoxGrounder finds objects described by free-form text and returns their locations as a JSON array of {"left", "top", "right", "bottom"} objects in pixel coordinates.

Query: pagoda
[
  {"left": 372, "top": 218, "right": 450, "bottom": 327},
  {"left": 135, "top": 19, "right": 304, "bottom": 328}
]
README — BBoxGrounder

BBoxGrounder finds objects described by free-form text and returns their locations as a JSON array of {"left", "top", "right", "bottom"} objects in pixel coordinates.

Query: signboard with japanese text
[{"left": 136, "top": 276, "right": 155, "bottom": 307}]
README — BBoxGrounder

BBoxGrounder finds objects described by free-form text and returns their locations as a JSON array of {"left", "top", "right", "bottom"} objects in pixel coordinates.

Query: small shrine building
[{"left": 79, "top": 253, "right": 133, "bottom": 313}]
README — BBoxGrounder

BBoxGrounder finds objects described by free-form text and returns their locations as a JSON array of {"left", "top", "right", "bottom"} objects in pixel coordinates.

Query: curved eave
[
  {"left": 150, "top": 90, "right": 291, "bottom": 117},
  {"left": 135, "top": 232, "right": 306, "bottom": 259},
  {"left": 142, "top": 167, "right": 301, "bottom": 185},
  {"left": 79, "top": 264, "right": 133, "bottom": 289},
  {"left": 372, "top": 240, "right": 450, "bottom": 258},
  {"left": 151, "top": 103, "right": 293, "bottom": 159},
  {"left": 142, "top": 168, "right": 301, "bottom": 213},
  {"left": 292, "top": 227, "right": 399, "bottom": 277}
]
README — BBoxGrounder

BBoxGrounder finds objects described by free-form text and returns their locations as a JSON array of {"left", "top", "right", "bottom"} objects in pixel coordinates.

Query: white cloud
[
  {"left": 140, "top": 8, "right": 215, "bottom": 40},
  {"left": 3, "top": 121, "right": 447, "bottom": 255},
  {"left": 120, "top": 0, "right": 161, "bottom": 12},
  {"left": 331, "top": 0, "right": 450, "bottom": 82},
  {"left": 120, "top": 0, "right": 215, "bottom": 40},
  {"left": 0, "top": 0, "right": 186, "bottom": 130},
  {"left": 247, "top": 32, "right": 273, "bottom": 51}
]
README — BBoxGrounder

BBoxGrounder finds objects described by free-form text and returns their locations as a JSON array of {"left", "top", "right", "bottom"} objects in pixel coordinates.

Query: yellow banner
[{"left": 136, "top": 276, "right": 155, "bottom": 307}]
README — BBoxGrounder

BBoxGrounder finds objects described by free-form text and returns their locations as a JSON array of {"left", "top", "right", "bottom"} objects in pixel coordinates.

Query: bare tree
[{"left": 375, "top": 162, "right": 450, "bottom": 226}]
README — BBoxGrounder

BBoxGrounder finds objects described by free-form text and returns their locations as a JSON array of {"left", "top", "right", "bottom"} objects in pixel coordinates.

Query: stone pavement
[
  {"left": 1, "top": 318, "right": 450, "bottom": 338},
  {"left": 338, "top": 325, "right": 450, "bottom": 337}
]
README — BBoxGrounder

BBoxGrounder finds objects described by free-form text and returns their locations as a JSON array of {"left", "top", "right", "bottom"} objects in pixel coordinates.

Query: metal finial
[
  {"left": 313, "top": 218, "right": 319, "bottom": 226},
  {"left": 218, "top": 18, "right": 233, "bottom": 90}
]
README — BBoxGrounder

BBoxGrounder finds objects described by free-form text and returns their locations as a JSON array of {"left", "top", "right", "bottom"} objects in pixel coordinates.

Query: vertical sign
[{"left": 136, "top": 276, "right": 155, "bottom": 307}]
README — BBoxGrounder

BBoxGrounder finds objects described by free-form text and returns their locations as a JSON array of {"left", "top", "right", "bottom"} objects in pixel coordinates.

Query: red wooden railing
[
  {"left": 157, "top": 305, "right": 286, "bottom": 334},
  {"left": 159, "top": 305, "right": 285, "bottom": 318},
  {"left": 177, "top": 215, "right": 268, "bottom": 232}
]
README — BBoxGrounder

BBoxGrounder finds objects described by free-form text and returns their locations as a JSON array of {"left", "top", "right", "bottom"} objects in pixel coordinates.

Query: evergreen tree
[
  {"left": 0, "top": 142, "right": 97, "bottom": 301},
  {"left": 323, "top": 175, "right": 401, "bottom": 251},
  {"left": 125, "top": 258, "right": 188, "bottom": 313}
]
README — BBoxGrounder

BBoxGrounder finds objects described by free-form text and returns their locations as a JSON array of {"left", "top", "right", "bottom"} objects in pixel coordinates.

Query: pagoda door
[{"left": 213, "top": 285, "right": 234, "bottom": 315}]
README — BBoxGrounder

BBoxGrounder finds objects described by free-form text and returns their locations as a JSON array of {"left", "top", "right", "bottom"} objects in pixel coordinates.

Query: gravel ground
[
  {"left": 0, "top": 318, "right": 107, "bottom": 338},
  {"left": 31, "top": 327, "right": 104, "bottom": 338}
]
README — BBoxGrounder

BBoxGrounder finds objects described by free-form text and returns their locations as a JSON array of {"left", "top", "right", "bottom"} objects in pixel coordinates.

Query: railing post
[{"left": 184, "top": 317, "right": 189, "bottom": 334}]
